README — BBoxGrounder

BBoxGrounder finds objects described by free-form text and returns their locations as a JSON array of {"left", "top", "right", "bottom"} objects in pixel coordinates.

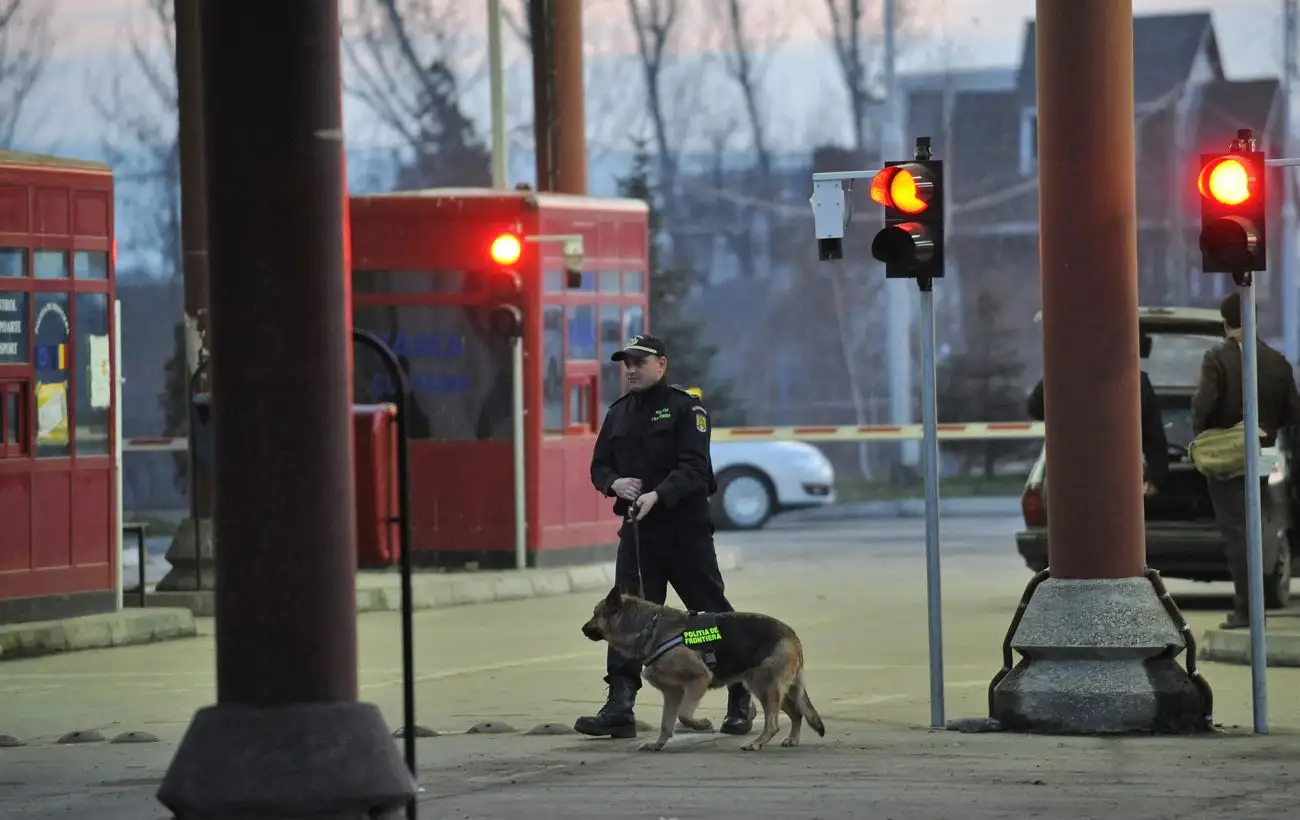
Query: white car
[{"left": 709, "top": 441, "right": 837, "bottom": 530}]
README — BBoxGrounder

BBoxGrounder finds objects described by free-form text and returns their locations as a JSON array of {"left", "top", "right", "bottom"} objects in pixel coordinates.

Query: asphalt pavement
[{"left": 4, "top": 516, "right": 1300, "bottom": 819}]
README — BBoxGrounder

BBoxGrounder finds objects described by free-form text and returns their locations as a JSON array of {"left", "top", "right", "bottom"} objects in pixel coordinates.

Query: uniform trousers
[{"left": 605, "top": 518, "right": 734, "bottom": 688}]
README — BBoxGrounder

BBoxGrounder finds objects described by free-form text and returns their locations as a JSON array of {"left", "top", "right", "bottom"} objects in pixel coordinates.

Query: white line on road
[{"left": 831, "top": 679, "right": 989, "bottom": 707}]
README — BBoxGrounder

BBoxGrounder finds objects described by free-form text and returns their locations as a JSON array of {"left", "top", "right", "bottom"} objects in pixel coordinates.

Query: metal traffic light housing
[
  {"left": 869, "top": 159, "right": 945, "bottom": 279},
  {"left": 1197, "top": 150, "right": 1267, "bottom": 274}
]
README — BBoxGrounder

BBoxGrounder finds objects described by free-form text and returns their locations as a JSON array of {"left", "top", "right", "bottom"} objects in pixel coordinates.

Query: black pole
[
  {"left": 353, "top": 327, "right": 417, "bottom": 819},
  {"left": 186, "top": 358, "right": 208, "bottom": 591}
]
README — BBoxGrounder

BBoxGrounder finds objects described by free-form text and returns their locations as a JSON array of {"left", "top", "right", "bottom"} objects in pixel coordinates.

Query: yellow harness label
[{"left": 682, "top": 626, "right": 721, "bottom": 645}]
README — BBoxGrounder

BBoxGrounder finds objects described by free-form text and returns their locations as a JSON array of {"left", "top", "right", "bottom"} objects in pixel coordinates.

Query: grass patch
[{"left": 836, "top": 474, "right": 1028, "bottom": 503}]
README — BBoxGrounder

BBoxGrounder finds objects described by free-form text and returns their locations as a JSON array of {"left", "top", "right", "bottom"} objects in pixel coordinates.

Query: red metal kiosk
[
  {"left": 350, "top": 188, "right": 649, "bottom": 569},
  {"left": 0, "top": 152, "right": 117, "bottom": 623}
]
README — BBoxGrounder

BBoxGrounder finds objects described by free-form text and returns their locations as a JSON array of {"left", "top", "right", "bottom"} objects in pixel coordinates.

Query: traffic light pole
[
  {"left": 917, "top": 272, "right": 945, "bottom": 729},
  {"left": 1235, "top": 269, "right": 1270, "bottom": 733}
]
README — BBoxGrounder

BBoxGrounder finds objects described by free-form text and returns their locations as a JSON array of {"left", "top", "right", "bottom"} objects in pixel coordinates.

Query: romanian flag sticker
[{"left": 36, "top": 343, "right": 67, "bottom": 371}]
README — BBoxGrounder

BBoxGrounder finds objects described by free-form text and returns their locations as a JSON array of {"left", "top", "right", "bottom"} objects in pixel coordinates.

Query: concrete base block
[
  {"left": 990, "top": 577, "right": 1208, "bottom": 735},
  {"left": 156, "top": 517, "right": 215, "bottom": 592},
  {"left": 157, "top": 701, "right": 417, "bottom": 819}
]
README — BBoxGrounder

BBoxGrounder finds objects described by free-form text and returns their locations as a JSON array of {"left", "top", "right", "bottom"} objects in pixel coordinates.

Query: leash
[{"left": 626, "top": 507, "right": 644, "bottom": 597}]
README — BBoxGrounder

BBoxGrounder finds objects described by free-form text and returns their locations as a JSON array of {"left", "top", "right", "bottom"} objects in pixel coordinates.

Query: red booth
[
  {"left": 350, "top": 188, "right": 649, "bottom": 569},
  {"left": 0, "top": 152, "right": 117, "bottom": 623}
]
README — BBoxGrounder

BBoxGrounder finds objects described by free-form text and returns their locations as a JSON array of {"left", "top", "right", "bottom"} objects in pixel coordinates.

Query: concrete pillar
[
  {"left": 156, "top": 1, "right": 416, "bottom": 814},
  {"left": 551, "top": 0, "right": 587, "bottom": 195},
  {"left": 988, "top": 0, "right": 1209, "bottom": 735}
]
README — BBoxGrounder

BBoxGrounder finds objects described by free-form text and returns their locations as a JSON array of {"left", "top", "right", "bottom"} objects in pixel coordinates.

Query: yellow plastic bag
[{"left": 1188, "top": 422, "right": 1264, "bottom": 480}]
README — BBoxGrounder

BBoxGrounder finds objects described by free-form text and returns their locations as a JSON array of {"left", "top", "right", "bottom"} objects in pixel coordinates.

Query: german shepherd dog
[{"left": 581, "top": 585, "right": 826, "bottom": 752}]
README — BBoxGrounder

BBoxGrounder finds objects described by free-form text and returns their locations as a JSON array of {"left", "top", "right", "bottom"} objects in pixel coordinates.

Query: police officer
[{"left": 575, "top": 334, "right": 755, "bottom": 738}]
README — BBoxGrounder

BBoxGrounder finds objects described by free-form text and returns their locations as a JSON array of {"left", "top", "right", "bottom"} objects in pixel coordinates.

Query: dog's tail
[{"left": 794, "top": 679, "right": 825, "bottom": 737}]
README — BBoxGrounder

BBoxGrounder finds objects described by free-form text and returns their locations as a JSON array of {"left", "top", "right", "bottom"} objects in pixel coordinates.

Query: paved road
[{"left": 4, "top": 516, "right": 1300, "bottom": 818}]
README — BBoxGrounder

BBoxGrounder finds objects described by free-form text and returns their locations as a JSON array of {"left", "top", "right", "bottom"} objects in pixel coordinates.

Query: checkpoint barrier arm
[{"left": 122, "top": 422, "right": 1049, "bottom": 453}]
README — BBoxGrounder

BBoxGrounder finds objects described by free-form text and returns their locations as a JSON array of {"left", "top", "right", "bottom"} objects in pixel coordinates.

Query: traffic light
[
  {"left": 868, "top": 159, "right": 944, "bottom": 279},
  {"left": 488, "top": 231, "right": 524, "bottom": 338},
  {"left": 1197, "top": 150, "right": 1266, "bottom": 273},
  {"left": 490, "top": 232, "right": 523, "bottom": 266}
]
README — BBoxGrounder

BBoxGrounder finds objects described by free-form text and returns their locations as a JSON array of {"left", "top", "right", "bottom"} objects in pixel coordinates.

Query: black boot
[
  {"left": 574, "top": 676, "right": 638, "bottom": 738},
  {"left": 719, "top": 683, "right": 755, "bottom": 735}
]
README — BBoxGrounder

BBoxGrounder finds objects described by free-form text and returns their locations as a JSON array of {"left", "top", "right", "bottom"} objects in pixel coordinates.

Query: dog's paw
[
  {"left": 739, "top": 742, "right": 762, "bottom": 752},
  {"left": 638, "top": 740, "right": 666, "bottom": 752},
  {"left": 678, "top": 717, "right": 713, "bottom": 732},
  {"left": 780, "top": 737, "right": 799, "bottom": 747}
]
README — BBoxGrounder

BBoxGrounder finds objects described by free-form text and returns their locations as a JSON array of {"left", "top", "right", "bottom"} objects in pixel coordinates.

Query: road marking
[
  {"left": 831, "top": 679, "right": 989, "bottom": 707},
  {"left": 359, "top": 652, "right": 595, "bottom": 691}
]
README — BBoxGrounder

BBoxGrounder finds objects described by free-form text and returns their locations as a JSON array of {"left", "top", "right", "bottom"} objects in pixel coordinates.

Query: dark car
[{"left": 1016, "top": 306, "right": 1298, "bottom": 608}]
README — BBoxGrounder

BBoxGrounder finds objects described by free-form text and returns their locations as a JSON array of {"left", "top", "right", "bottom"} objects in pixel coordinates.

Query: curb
[
  {"left": 353, "top": 547, "right": 744, "bottom": 613},
  {"left": 1200, "top": 627, "right": 1300, "bottom": 667},
  {"left": 778, "top": 497, "right": 1021, "bottom": 522},
  {"left": 0, "top": 608, "right": 197, "bottom": 662},
  {"left": 127, "top": 549, "right": 743, "bottom": 618}
]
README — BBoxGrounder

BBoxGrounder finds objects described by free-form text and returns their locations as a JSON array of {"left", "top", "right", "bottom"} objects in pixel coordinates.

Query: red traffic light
[
  {"left": 490, "top": 232, "right": 523, "bottom": 266},
  {"left": 870, "top": 165, "right": 934, "bottom": 215},
  {"left": 1197, "top": 156, "right": 1257, "bottom": 206}
]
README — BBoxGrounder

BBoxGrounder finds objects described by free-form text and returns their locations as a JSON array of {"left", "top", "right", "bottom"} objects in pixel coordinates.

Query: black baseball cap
[{"left": 611, "top": 334, "right": 666, "bottom": 361}]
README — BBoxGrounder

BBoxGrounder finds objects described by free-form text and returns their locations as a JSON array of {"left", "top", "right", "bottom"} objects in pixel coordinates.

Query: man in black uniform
[{"left": 575, "top": 334, "right": 755, "bottom": 738}]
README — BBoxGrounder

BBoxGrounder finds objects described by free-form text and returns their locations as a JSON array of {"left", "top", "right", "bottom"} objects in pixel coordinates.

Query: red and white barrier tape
[{"left": 123, "top": 421, "right": 1046, "bottom": 453}]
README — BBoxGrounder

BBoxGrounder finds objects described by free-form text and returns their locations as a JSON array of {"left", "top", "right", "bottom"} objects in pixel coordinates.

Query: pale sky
[{"left": 27, "top": 0, "right": 1295, "bottom": 159}]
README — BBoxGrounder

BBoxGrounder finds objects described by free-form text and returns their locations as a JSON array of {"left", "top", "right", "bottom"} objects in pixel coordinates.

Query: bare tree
[
  {"left": 342, "top": 0, "right": 491, "bottom": 190},
  {"left": 822, "top": 0, "right": 915, "bottom": 153},
  {"left": 0, "top": 0, "right": 52, "bottom": 149},
  {"left": 625, "top": 0, "right": 682, "bottom": 203}
]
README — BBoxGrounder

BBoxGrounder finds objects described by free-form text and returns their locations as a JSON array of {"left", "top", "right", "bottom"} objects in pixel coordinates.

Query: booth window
[
  {"left": 568, "top": 378, "right": 593, "bottom": 429},
  {"left": 599, "top": 272, "right": 620, "bottom": 294},
  {"left": 599, "top": 305, "right": 622, "bottom": 414},
  {"left": 1, "top": 382, "right": 26, "bottom": 457},
  {"left": 33, "top": 291, "right": 70, "bottom": 458},
  {"left": 0, "top": 291, "right": 28, "bottom": 364},
  {"left": 351, "top": 303, "right": 514, "bottom": 442},
  {"left": 623, "top": 305, "right": 644, "bottom": 343},
  {"left": 74, "top": 293, "right": 110, "bottom": 456},
  {"left": 624, "top": 271, "right": 645, "bottom": 293},
  {"left": 569, "top": 271, "right": 596, "bottom": 292},
  {"left": 354, "top": 269, "right": 470, "bottom": 295},
  {"left": 74, "top": 251, "right": 109, "bottom": 281},
  {"left": 0, "top": 247, "right": 25, "bottom": 277},
  {"left": 544, "top": 270, "right": 564, "bottom": 293},
  {"left": 541, "top": 305, "right": 564, "bottom": 431},
  {"left": 566, "top": 304, "right": 596, "bottom": 360},
  {"left": 34, "top": 250, "right": 67, "bottom": 280}
]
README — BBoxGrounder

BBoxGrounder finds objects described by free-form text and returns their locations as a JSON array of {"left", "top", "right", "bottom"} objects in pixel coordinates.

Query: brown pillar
[
  {"left": 158, "top": 1, "right": 414, "bottom": 813},
  {"left": 551, "top": 0, "right": 587, "bottom": 194},
  {"left": 529, "top": 0, "right": 555, "bottom": 191},
  {"left": 1037, "top": 0, "right": 1144, "bottom": 579}
]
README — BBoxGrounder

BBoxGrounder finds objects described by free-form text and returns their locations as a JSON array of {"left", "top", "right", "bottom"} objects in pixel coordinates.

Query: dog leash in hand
[{"left": 627, "top": 508, "right": 644, "bottom": 596}]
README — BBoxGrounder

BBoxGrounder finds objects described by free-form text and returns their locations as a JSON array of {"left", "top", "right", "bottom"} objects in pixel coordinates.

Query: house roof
[
  {"left": 1194, "top": 78, "right": 1281, "bottom": 151},
  {"left": 1016, "top": 12, "right": 1220, "bottom": 107}
]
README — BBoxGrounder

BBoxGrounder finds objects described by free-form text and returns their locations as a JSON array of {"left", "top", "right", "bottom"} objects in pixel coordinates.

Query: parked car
[
  {"left": 710, "top": 441, "right": 837, "bottom": 530},
  {"left": 1015, "top": 306, "right": 1299, "bottom": 607}
]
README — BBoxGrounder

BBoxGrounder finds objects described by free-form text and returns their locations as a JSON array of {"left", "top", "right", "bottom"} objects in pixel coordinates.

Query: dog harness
[{"left": 643, "top": 611, "right": 721, "bottom": 670}]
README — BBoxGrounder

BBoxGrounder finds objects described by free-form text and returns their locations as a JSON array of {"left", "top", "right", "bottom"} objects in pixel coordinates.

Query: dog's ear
[
  {"left": 603, "top": 585, "right": 622, "bottom": 610},
  {"left": 618, "top": 581, "right": 642, "bottom": 599}
]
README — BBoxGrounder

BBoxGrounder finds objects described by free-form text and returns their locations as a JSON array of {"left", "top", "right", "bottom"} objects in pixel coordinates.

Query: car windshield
[
  {"left": 1142, "top": 333, "right": 1220, "bottom": 388},
  {"left": 1162, "top": 406, "right": 1196, "bottom": 449}
]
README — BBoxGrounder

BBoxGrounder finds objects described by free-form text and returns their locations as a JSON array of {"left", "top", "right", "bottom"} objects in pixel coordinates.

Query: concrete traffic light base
[
  {"left": 157, "top": 701, "right": 417, "bottom": 818},
  {"left": 990, "top": 577, "right": 1209, "bottom": 734}
]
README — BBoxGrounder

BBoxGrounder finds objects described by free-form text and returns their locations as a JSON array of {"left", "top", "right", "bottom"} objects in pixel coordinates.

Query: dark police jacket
[
  {"left": 1027, "top": 372, "right": 1168, "bottom": 486},
  {"left": 1192, "top": 335, "right": 1300, "bottom": 448},
  {"left": 590, "top": 381, "right": 716, "bottom": 528}
]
